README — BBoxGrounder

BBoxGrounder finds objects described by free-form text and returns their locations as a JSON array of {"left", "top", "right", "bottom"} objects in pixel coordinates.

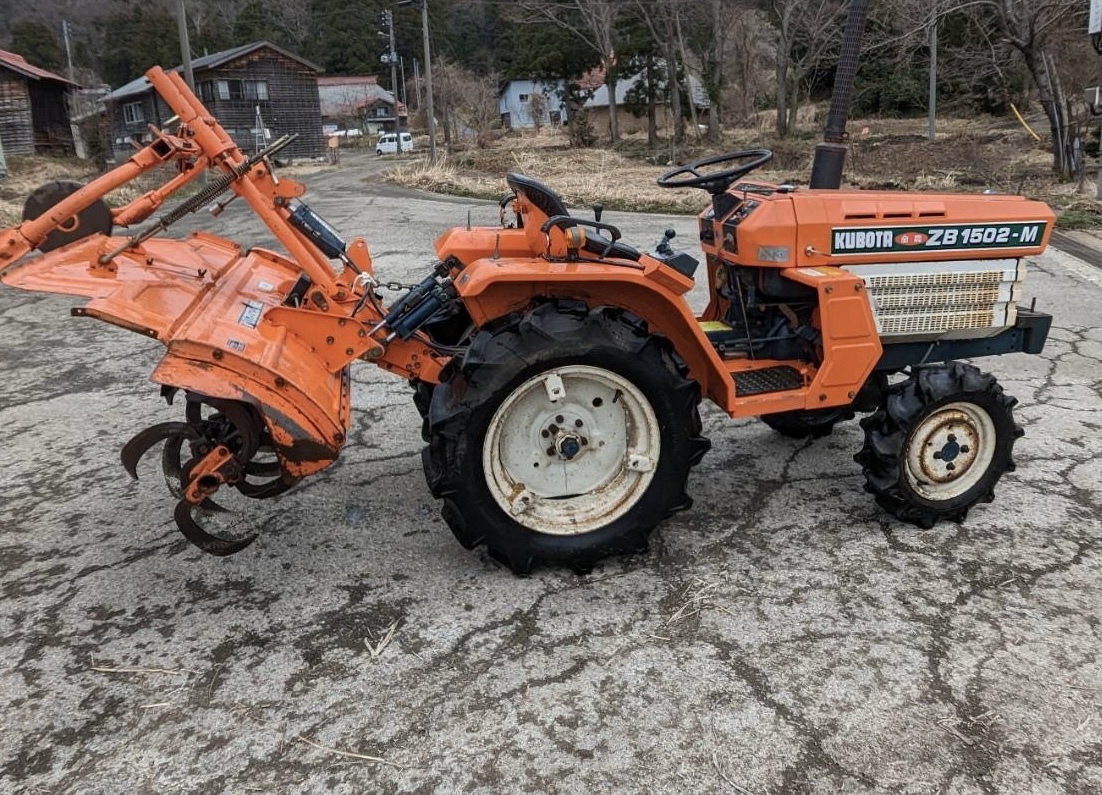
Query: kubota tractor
[{"left": 0, "top": 68, "right": 1053, "bottom": 574}]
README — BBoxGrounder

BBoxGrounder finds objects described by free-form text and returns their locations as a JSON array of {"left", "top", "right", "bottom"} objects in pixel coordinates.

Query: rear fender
[{"left": 453, "top": 255, "right": 735, "bottom": 408}]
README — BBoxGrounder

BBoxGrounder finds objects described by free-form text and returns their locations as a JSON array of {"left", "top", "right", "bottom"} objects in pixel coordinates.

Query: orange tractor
[{"left": 0, "top": 68, "right": 1053, "bottom": 574}]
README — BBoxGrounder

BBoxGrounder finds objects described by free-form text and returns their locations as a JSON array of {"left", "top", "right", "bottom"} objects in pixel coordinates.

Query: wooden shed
[
  {"left": 0, "top": 49, "right": 76, "bottom": 157},
  {"left": 103, "top": 41, "right": 324, "bottom": 162}
]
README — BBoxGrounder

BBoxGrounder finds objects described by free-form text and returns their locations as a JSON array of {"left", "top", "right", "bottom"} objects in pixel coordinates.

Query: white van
[{"left": 376, "top": 132, "right": 414, "bottom": 155}]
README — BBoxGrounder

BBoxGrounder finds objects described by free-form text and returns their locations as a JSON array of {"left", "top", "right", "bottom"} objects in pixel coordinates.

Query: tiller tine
[
  {"left": 125, "top": 395, "right": 299, "bottom": 556},
  {"left": 173, "top": 500, "right": 258, "bottom": 557},
  {"left": 161, "top": 433, "right": 229, "bottom": 512},
  {"left": 121, "top": 421, "right": 228, "bottom": 512},
  {"left": 121, "top": 422, "right": 198, "bottom": 480}
]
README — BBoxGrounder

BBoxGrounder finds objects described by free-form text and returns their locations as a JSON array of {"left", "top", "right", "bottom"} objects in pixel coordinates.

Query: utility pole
[
  {"left": 1091, "top": 0, "right": 1102, "bottom": 198},
  {"left": 421, "top": 0, "right": 436, "bottom": 161},
  {"left": 176, "top": 0, "right": 195, "bottom": 90},
  {"left": 928, "top": 14, "right": 937, "bottom": 142},
  {"left": 383, "top": 9, "right": 400, "bottom": 135},
  {"left": 400, "top": 0, "right": 435, "bottom": 159},
  {"left": 413, "top": 58, "right": 422, "bottom": 110},
  {"left": 400, "top": 57, "right": 407, "bottom": 112},
  {"left": 62, "top": 20, "right": 74, "bottom": 82}
]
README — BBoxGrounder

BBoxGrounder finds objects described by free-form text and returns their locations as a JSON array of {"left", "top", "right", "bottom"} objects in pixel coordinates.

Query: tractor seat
[{"left": 506, "top": 172, "right": 641, "bottom": 261}]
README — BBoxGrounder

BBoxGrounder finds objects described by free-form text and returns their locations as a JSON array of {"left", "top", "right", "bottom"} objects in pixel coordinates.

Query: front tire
[
  {"left": 854, "top": 362, "right": 1022, "bottom": 528},
  {"left": 423, "top": 302, "right": 710, "bottom": 574}
]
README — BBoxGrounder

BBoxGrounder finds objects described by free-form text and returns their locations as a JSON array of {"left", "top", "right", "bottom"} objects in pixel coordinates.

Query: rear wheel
[
  {"left": 423, "top": 302, "right": 710, "bottom": 574},
  {"left": 854, "top": 362, "right": 1022, "bottom": 528}
]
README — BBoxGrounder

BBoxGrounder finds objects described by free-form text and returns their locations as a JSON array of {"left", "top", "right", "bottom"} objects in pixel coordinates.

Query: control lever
[
  {"left": 592, "top": 203, "right": 603, "bottom": 223},
  {"left": 657, "top": 228, "right": 676, "bottom": 255}
]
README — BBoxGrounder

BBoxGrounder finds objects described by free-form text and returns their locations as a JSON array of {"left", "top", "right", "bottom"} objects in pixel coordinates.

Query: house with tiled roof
[
  {"left": 0, "top": 48, "right": 78, "bottom": 157},
  {"left": 317, "top": 75, "right": 408, "bottom": 136}
]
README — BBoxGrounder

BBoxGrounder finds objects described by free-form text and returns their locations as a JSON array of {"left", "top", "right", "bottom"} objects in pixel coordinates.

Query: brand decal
[{"left": 831, "top": 222, "right": 1046, "bottom": 255}]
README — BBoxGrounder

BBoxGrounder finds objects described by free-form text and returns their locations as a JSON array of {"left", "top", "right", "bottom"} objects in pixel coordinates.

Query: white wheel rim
[
  {"left": 482, "top": 365, "right": 661, "bottom": 536},
  {"left": 904, "top": 401, "right": 996, "bottom": 501}
]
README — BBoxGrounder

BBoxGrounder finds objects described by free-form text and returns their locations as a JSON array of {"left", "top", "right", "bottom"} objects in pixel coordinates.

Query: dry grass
[
  {"left": 387, "top": 113, "right": 1098, "bottom": 219},
  {"left": 0, "top": 155, "right": 100, "bottom": 227},
  {"left": 3, "top": 111, "right": 1096, "bottom": 228},
  {"left": 389, "top": 130, "right": 708, "bottom": 213},
  {"left": 0, "top": 154, "right": 341, "bottom": 230}
]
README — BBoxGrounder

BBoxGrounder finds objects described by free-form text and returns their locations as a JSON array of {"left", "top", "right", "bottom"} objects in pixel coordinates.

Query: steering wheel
[{"left": 657, "top": 149, "right": 774, "bottom": 195}]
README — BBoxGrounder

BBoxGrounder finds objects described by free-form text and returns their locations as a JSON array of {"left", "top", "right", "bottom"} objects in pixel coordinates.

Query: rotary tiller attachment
[{"left": 120, "top": 394, "right": 296, "bottom": 556}]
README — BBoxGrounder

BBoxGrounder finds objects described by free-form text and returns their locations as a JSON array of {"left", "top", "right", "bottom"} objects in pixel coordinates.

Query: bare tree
[
  {"left": 518, "top": 0, "right": 626, "bottom": 142},
  {"left": 722, "top": 6, "right": 772, "bottom": 121},
  {"left": 435, "top": 60, "right": 501, "bottom": 149},
  {"left": 767, "top": 0, "right": 847, "bottom": 137},
  {"left": 681, "top": 0, "right": 774, "bottom": 142},
  {"left": 634, "top": 0, "right": 685, "bottom": 144},
  {"left": 528, "top": 92, "right": 548, "bottom": 133},
  {"left": 970, "top": 0, "right": 1085, "bottom": 174}
]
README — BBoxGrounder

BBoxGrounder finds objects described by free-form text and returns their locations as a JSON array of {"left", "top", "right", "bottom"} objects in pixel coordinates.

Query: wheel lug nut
[
  {"left": 960, "top": 445, "right": 970, "bottom": 453},
  {"left": 546, "top": 446, "right": 556, "bottom": 456},
  {"left": 541, "top": 429, "right": 549, "bottom": 438},
  {"left": 574, "top": 419, "right": 583, "bottom": 428},
  {"left": 946, "top": 462, "right": 956, "bottom": 471},
  {"left": 948, "top": 434, "right": 957, "bottom": 443},
  {"left": 548, "top": 424, "right": 559, "bottom": 433},
  {"left": 933, "top": 451, "right": 943, "bottom": 460},
  {"left": 556, "top": 415, "right": 564, "bottom": 423}
]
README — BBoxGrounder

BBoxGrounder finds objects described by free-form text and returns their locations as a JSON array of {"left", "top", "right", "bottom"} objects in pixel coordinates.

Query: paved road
[{"left": 1, "top": 153, "right": 1101, "bottom": 794}]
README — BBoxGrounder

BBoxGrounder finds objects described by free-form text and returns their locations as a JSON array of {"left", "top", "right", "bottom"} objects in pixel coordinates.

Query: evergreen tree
[
  {"left": 10, "top": 20, "right": 65, "bottom": 72},
  {"left": 98, "top": 2, "right": 179, "bottom": 85}
]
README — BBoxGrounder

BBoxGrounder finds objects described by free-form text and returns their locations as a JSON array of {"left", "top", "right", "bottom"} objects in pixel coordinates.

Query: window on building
[
  {"left": 518, "top": 93, "right": 530, "bottom": 103},
  {"left": 123, "top": 102, "right": 144, "bottom": 125},
  {"left": 375, "top": 106, "right": 389, "bottom": 118},
  {"left": 207, "top": 79, "right": 270, "bottom": 102},
  {"left": 244, "top": 80, "right": 269, "bottom": 101}
]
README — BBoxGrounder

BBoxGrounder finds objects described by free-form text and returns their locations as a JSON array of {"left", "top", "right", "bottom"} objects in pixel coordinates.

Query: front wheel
[
  {"left": 423, "top": 302, "right": 710, "bottom": 574},
  {"left": 854, "top": 362, "right": 1022, "bottom": 528}
]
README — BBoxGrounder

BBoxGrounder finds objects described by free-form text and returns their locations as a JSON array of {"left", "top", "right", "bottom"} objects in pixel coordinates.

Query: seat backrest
[
  {"left": 505, "top": 171, "right": 641, "bottom": 262},
  {"left": 506, "top": 172, "right": 569, "bottom": 219}
]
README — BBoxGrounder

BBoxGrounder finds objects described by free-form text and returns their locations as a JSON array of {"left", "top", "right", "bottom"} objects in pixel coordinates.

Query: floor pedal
[{"left": 733, "top": 366, "right": 804, "bottom": 396}]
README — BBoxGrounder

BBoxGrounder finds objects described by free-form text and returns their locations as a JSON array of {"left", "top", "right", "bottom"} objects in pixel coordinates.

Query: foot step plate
[{"left": 733, "top": 366, "right": 803, "bottom": 396}]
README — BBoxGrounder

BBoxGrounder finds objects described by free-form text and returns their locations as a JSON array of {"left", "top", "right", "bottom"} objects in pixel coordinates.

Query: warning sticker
[{"left": 238, "top": 300, "right": 263, "bottom": 329}]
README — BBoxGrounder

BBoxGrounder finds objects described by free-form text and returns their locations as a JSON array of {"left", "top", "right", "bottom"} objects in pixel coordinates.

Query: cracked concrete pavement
[{"left": 1, "top": 152, "right": 1101, "bottom": 794}]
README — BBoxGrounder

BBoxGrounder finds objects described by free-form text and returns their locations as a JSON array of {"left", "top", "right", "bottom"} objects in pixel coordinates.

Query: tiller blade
[{"left": 122, "top": 395, "right": 301, "bottom": 556}]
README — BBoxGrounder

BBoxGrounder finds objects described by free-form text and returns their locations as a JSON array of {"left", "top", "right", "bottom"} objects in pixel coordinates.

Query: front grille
[{"left": 844, "top": 259, "right": 1023, "bottom": 340}]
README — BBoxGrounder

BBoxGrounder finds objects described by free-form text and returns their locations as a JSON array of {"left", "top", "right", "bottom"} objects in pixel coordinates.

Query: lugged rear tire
[
  {"left": 854, "top": 362, "right": 1022, "bottom": 528},
  {"left": 422, "top": 302, "right": 710, "bottom": 575}
]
